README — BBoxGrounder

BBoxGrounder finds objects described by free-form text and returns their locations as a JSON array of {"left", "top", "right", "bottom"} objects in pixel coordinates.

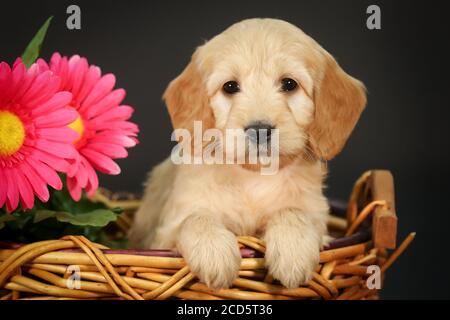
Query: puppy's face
[
  {"left": 202, "top": 21, "right": 318, "bottom": 162},
  {"left": 165, "top": 19, "right": 366, "bottom": 166}
]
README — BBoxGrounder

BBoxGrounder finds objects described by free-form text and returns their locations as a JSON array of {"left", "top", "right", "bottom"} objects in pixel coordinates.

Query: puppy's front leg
[
  {"left": 176, "top": 214, "right": 241, "bottom": 289},
  {"left": 264, "top": 209, "right": 326, "bottom": 288}
]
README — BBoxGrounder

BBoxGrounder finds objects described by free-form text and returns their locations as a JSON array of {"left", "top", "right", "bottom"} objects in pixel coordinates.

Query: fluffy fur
[{"left": 129, "top": 18, "right": 366, "bottom": 289}]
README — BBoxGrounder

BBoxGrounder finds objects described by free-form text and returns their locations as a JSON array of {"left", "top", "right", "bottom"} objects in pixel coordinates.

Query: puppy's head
[{"left": 164, "top": 18, "right": 366, "bottom": 167}]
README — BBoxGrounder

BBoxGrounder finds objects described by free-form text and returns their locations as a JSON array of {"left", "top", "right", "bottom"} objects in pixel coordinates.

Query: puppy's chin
[
  {"left": 239, "top": 148, "right": 317, "bottom": 173},
  {"left": 239, "top": 153, "right": 295, "bottom": 172}
]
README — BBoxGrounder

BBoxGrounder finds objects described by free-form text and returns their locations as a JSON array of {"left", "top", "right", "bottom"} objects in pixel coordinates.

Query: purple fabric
[{"left": 324, "top": 230, "right": 371, "bottom": 250}]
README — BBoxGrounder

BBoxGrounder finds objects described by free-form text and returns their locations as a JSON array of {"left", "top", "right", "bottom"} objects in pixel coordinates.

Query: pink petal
[
  {"left": 34, "top": 139, "right": 78, "bottom": 159},
  {"left": 93, "top": 120, "right": 139, "bottom": 132},
  {"left": 10, "top": 64, "right": 38, "bottom": 101},
  {"left": 76, "top": 66, "right": 101, "bottom": 105},
  {"left": 32, "top": 91, "right": 73, "bottom": 116},
  {"left": 15, "top": 170, "right": 35, "bottom": 209},
  {"left": 21, "top": 161, "right": 50, "bottom": 203},
  {"left": 130, "top": 137, "right": 139, "bottom": 144},
  {"left": 83, "top": 159, "right": 99, "bottom": 197},
  {"left": 36, "top": 58, "right": 50, "bottom": 71},
  {"left": 85, "top": 142, "right": 128, "bottom": 159},
  {"left": 25, "top": 75, "right": 61, "bottom": 108},
  {"left": 68, "top": 54, "right": 81, "bottom": 66},
  {"left": 13, "top": 57, "right": 23, "bottom": 68},
  {"left": 20, "top": 70, "right": 54, "bottom": 105},
  {"left": 0, "top": 62, "right": 12, "bottom": 87},
  {"left": 74, "top": 159, "right": 89, "bottom": 189},
  {"left": 89, "top": 105, "right": 133, "bottom": 126},
  {"left": 81, "top": 74, "right": 116, "bottom": 110},
  {"left": 4, "top": 169, "right": 20, "bottom": 211},
  {"left": 36, "top": 127, "right": 79, "bottom": 143},
  {"left": 66, "top": 156, "right": 81, "bottom": 178},
  {"left": 81, "top": 148, "right": 121, "bottom": 175},
  {"left": 65, "top": 55, "right": 81, "bottom": 92},
  {"left": 26, "top": 157, "right": 63, "bottom": 190},
  {"left": 34, "top": 107, "right": 78, "bottom": 128},
  {"left": 52, "top": 54, "right": 70, "bottom": 89},
  {"left": 67, "top": 176, "right": 82, "bottom": 201},
  {"left": 50, "top": 52, "right": 62, "bottom": 68},
  {"left": 69, "top": 57, "right": 88, "bottom": 99},
  {"left": 2, "top": 61, "right": 25, "bottom": 101},
  {"left": 0, "top": 170, "right": 6, "bottom": 208},
  {"left": 84, "top": 89, "right": 125, "bottom": 119},
  {"left": 30, "top": 149, "right": 71, "bottom": 172},
  {"left": 92, "top": 132, "right": 137, "bottom": 148}
]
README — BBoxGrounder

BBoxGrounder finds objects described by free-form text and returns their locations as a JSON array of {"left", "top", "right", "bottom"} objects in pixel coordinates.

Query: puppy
[{"left": 129, "top": 18, "right": 366, "bottom": 289}]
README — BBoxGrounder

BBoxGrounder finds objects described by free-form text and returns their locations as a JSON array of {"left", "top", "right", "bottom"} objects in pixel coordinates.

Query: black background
[{"left": 1, "top": 0, "right": 449, "bottom": 299}]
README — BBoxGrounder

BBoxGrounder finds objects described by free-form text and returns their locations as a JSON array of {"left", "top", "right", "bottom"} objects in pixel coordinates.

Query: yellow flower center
[
  {"left": 0, "top": 110, "right": 26, "bottom": 157},
  {"left": 68, "top": 114, "right": 85, "bottom": 144}
]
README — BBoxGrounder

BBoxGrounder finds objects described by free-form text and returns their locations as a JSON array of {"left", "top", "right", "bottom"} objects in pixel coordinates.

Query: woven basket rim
[{"left": 0, "top": 170, "right": 415, "bottom": 300}]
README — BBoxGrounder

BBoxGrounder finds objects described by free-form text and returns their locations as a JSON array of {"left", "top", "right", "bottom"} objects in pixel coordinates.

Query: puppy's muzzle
[{"left": 245, "top": 121, "right": 275, "bottom": 145}]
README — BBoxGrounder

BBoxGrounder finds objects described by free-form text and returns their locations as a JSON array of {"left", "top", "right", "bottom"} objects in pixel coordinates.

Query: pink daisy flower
[
  {"left": 0, "top": 59, "right": 78, "bottom": 212},
  {"left": 37, "top": 53, "right": 139, "bottom": 201}
]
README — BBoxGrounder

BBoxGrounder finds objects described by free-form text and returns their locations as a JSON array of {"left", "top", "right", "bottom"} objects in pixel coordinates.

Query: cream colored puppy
[{"left": 129, "top": 18, "right": 366, "bottom": 289}]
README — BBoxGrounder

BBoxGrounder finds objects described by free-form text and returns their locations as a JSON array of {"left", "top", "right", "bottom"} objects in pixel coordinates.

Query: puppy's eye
[
  {"left": 223, "top": 81, "right": 240, "bottom": 94},
  {"left": 281, "top": 78, "right": 298, "bottom": 92}
]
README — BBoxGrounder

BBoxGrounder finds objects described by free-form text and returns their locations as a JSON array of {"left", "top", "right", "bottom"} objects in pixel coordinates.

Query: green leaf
[
  {"left": 54, "top": 209, "right": 118, "bottom": 227},
  {"left": 0, "top": 214, "right": 16, "bottom": 230},
  {"left": 34, "top": 210, "right": 61, "bottom": 223},
  {"left": 34, "top": 209, "right": 118, "bottom": 227},
  {"left": 110, "top": 207, "right": 124, "bottom": 215},
  {"left": 1, "top": 179, "right": 124, "bottom": 246},
  {"left": 10, "top": 211, "right": 33, "bottom": 229},
  {"left": 21, "top": 16, "right": 53, "bottom": 67}
]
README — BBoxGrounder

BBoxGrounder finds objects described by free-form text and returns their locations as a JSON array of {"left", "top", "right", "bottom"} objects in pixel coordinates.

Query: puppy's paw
[
  {"left": 265, "top": 230, "right": 320, "bottom": 288},
  {"left": 179, "top": 227, "right": 241, "bottom": 290}
]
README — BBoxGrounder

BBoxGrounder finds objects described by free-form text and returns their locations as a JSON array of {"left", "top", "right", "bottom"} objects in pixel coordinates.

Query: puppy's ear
[
  {"left": 308, "top": 54, "right": 366, "bottom": 160},
  {"left": 163, "top": 52, "right": 214, "bottom": 135}
]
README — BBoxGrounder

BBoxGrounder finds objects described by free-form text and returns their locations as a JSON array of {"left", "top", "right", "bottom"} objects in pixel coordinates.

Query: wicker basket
[{"left": 0, "top": 170, "right": 414, "bottom": 300}]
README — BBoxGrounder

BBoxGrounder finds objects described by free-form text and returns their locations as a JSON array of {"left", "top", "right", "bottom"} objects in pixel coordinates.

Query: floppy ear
[
  {"left": 308, "top": 54, "right": 367, "bottom": 160},
  {"left": 163, "top": 52, "right": 214, "bottom": 135}
]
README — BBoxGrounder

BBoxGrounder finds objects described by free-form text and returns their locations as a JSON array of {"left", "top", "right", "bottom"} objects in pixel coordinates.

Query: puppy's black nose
[{"left": 245, "top": 121, "right": 275, "bottom": 144}]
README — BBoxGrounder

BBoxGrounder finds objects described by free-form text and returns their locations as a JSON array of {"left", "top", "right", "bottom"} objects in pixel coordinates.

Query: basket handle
[{"left": 367, "top": 170, "right": 398, "bottom": 249}]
